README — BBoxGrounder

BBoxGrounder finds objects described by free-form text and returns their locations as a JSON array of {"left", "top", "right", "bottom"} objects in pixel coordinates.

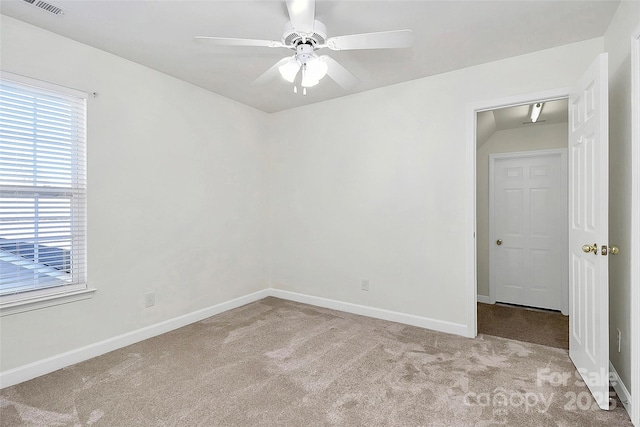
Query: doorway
[
  {"left": 464, "top": 87, "right": 572, "bottom": 341},
  {"left": 466, "top": 54, "right": 611, "bottom": 410},
  {"left": 475, "top": 99, "right": 569, "bottom": 346}
]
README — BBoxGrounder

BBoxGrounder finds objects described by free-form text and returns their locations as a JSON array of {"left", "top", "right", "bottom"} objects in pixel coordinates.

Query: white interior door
[
  {"left": 490, "top": 150, "right": 567, "bottom": 312},
  {"left": 568, "top": 53, "right": 610, "bottom": 410}
]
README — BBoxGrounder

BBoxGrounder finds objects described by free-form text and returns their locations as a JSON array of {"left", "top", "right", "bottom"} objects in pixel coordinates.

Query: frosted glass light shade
[
  {"left": 305, "top": 57, "right": 328, "bottom": 81},
  {"left": 279, "top": 58, "right": 301, "bottom": 83}
]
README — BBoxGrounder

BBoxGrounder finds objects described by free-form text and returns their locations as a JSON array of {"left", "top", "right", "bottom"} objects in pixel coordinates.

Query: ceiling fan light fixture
[
  {"left": 305, "top": 56, "right": 328, "bottom": 81},
  {"left": 278, "top": 58, "right": 301, "bottom": 83},
  {"left": 300, "top": 63, "right": 320, "bottom": 87}
]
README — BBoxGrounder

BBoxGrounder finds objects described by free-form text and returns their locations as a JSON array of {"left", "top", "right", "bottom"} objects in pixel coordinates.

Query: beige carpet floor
[
  {"left": 0, "top": 297, "right": 632, "bottom": 426},
  {"left": 477, "top": 303, "right": 569, "bottom": 349}
]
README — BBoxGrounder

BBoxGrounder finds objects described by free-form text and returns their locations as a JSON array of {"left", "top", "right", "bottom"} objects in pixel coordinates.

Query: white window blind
[{"left": 0, "top": 73, "right": 87, "bottom": 304}]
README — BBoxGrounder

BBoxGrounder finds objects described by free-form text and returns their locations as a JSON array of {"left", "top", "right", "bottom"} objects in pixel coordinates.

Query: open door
[{"left": 568, "top": 53, "right": 610, "bottom": 410}]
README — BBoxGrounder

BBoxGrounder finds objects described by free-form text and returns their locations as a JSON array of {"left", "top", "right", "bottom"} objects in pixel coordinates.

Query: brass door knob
[
  {"left": 582, "top": 243, "right": 598, "bottom": 254},
  {"left": 496, "top": 239, "right": 502, "bottom": 245},
  {"left": 609, "top": 245, "right": 620, "bottom": 255}
]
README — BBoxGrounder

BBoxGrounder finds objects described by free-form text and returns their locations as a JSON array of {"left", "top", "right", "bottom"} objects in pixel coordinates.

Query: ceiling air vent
[{"left": 21, "top": 0, "right": 64, "bottom": 15}]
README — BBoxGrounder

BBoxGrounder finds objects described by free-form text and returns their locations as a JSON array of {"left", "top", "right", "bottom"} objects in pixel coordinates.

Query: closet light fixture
[{"left": 530, "top": 102, "right": 543, "bottom": 123}]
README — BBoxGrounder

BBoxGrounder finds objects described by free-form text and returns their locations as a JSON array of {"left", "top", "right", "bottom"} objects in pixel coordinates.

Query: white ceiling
[{"left": 0, "top": 0, "right": 620, "bottom": 113}]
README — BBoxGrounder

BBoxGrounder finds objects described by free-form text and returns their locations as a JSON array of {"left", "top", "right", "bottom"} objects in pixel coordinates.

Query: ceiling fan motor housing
[
  {"left": 295, "top": 44, "right": 315, "bottom": 65},
  {"left": 282, "top": 20, "right": 327, "bottom": 48}
]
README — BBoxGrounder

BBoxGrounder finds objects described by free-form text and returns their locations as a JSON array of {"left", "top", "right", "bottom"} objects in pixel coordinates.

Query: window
[{"left": 0, "top": 72, "right": 91, "bottom": 314}]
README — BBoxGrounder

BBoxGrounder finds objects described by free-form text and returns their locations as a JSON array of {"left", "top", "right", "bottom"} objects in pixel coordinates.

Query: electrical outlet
[
  {"left": 361, "top": 279, "right": 369, "bottom": 291},
  {"left": 145, "top": 292, "right": 155, "bottom": 308},
  {"left": 617, "top": 328, "right": 621, "bottom": 353}
]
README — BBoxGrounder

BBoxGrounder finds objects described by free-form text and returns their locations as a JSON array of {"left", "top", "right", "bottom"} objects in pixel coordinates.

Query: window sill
[{"left": 0, "top": 288, "right": 97, "bottom": 317}]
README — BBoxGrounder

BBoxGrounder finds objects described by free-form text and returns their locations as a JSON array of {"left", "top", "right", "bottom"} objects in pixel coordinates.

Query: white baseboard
[
  {"left": 1, "top": 287, "right": 469, "bottom": 389},
  {"left": 269, "top": 289, "right": 468, "bottom": 337},
  {"left": 477, "top": 295, "right": 491, "bottom": 304},
  {"left": 610, "top": 361, "right": 632, "bottom": 417},
  {"left": 0, "top": 289, "right": 270, "bottom": 389}
]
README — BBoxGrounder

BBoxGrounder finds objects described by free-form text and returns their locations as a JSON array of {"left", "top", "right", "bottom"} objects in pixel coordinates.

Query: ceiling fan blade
[
  {"left": 194, "top": 36, "right": 286, "bottom": 48},
  {"left": 286, "top": 0, "right": 315, "bottom": 34},
  {"left": 326, "top": 30, "right": 413, "bottom": 51},
  {"left": 321, "top": 56, "right": 359, "bottom": 89},
  {"left": 252, "top": 57, "right": 293, "bottom": 86}
]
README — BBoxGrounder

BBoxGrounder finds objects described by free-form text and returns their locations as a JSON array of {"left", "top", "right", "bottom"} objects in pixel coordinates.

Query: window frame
[{"left": 0, "top": 71, "right": 94, "bottom": 316}]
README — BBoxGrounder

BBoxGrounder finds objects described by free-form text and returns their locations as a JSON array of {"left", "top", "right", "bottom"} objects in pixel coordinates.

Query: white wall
[
  {"left": 0, "top": 16, "right": 269, "bottom": 372},
  {"left": 268, "top": 38, "right": 603, "bottom": 328},
  {"left": 605, "top": 0, "right": 640, "bottom": 392},
  {"left": 476, "top": 123, "right": 568, "bottom": 298},
  {"left": 0, "top": 14, "right": 617, "bottom": 380}
]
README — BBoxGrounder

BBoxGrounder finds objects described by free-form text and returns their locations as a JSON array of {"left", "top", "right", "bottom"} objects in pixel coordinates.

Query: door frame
[
  {"left": 488, "top": 149, "right": 568, "bottom": 315},
  {"left": 465, "top": 87, "right": 571, "bottom": 338},
  {"left": 630, "top": 22, "right": 640, "bottom": 427}
]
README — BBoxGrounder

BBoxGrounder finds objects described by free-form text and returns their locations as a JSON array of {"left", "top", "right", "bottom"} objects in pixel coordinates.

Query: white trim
[
  {"left": 0, "top": 70, "right": 87, "bottom": 99},
  {"left": 630, "top": 22, "right": 640, "bottom": 427},
  {"left": 488, "top": 149, "right": 568, "bottom": 315},
  {"left": 0, "top": 288, "right": 96, "bottom": 317},
  {"left": 0, "top": 289, "right": 270, "bottom": 389},
  {"left": 611, "top": 361, "right": 632, "bottom": 418},
  {"left": 270, "top": 289, "right": 468, "bottom": 337},
  {"left": 465, "top": 101, "right": 478, "bottom": 338},
  {"left": 476, "top": 295, "right": 491, "bottom": 304},
  {"left": 465, "top": 87, "right": 572, "bottom": 339}
]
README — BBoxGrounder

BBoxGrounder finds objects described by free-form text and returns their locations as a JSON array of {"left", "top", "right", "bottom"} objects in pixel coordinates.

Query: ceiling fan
[{"left": 194, "top": 0, "right": 413, "bottom": 94}]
